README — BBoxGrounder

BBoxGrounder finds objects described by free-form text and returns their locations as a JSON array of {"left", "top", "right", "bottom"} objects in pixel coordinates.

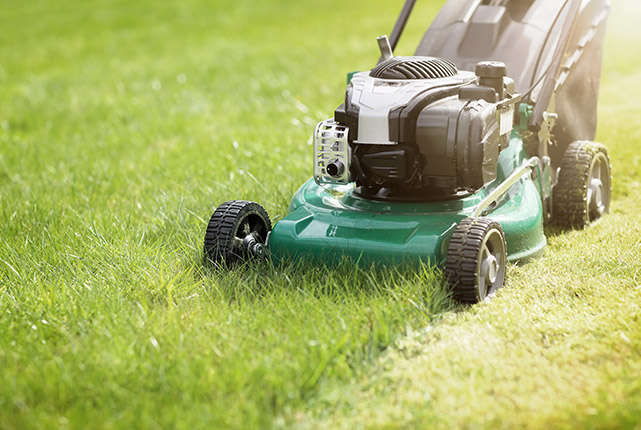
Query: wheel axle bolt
[{"left": 252, "top": 243, "right": 266, "bottom": 258}]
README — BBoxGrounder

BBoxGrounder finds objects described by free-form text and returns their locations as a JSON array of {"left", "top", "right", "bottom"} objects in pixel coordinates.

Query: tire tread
[
  {"left": 444, "top": 217, "right": 506, "bottom": 304},
  {"left": 203, "top": 200, "right": 271, "bottom": 265},
  {"left": 553, "top": 141, "right": 610, "bottom": 227}
]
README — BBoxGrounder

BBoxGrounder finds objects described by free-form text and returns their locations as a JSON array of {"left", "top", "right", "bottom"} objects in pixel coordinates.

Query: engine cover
[{"left": 331, "top": 56, "right": 515, "bottom": 198}]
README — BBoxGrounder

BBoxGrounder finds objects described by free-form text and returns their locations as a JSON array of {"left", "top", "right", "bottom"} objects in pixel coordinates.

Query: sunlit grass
[
  {"left": 299, "top": 197, "right": 641, "bottom": 429},
  {"left": 1, "top": 0, "right": 640, "bottom": 428}
]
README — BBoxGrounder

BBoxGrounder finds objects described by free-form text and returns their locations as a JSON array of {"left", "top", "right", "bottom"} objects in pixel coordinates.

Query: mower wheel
[
  {"left": 553, "top": 141, "right": 611, "bottom": 227},
  {"left": 444, "top": 217, "right": 507, "bottom": 303},
  {"left": 204, "top": 200, "right": 272, "bottom": 266}
]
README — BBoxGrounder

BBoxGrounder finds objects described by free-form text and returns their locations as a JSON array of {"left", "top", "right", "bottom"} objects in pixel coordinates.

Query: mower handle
[{"left": 528, "top": 0, "right": 582, "bottom": 132}]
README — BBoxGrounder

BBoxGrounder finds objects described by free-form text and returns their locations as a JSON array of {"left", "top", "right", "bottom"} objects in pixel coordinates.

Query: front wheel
[
  {"left": 444, "top": 217, "right": 507, "bottom": 303},
  {"left": 204, "top": 200, "right": 272, "bottom": 266}
]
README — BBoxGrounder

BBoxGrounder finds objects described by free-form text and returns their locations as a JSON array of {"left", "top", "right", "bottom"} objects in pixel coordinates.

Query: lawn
[{"left": 0, "top": 0, "right": 640, "bottom": 429}]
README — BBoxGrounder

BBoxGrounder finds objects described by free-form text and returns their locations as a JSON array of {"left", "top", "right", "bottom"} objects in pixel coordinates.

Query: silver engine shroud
[{"left": 351, "top": 70, "right": 475, "bottom": 145}]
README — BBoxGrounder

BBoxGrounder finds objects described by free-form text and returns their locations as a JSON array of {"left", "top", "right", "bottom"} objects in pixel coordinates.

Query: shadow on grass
[{"left": 543, "top": 224, "right": 582, "bottom": 239}]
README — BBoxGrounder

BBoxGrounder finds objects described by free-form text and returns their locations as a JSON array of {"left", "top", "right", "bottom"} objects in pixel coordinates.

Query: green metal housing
[{"left": 268, "top": 132, "right": 546, "bottom": 267}]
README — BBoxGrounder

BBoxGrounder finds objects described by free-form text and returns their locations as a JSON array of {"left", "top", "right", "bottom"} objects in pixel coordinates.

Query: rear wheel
[
  {"left": 444, "top": 217, "right": 507, "bottom": 303},
  {"left": 204, "top": 200, "right": 271, "bottom": 266},
  {"left": 553, "top": 141, "right": 611, "bottom": 227}
]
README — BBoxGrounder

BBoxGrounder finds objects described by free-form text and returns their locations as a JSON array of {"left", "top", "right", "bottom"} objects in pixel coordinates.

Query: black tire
[
  {"left": 203, "top": 200, "right": 272, "bottom": 266},
  {"left": 444, "top": 217, "right": 507, "bottom": 304},
  {"left": 553, "top": 141, "right": 611, "bottom": 228}
]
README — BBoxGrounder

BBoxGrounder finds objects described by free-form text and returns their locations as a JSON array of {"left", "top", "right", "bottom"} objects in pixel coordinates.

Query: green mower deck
[{"left": 269, "top": 133, "right": 546, "bottom": 267}]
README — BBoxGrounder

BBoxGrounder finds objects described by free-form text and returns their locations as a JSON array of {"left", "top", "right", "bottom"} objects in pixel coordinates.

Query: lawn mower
[{"left": 204, "top": 0, "right": 611, "bottom": 303}]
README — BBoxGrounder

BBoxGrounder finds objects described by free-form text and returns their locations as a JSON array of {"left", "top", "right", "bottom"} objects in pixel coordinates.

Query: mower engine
[{"left": 314, "top": 38, "right": 517, "bottom": 200}]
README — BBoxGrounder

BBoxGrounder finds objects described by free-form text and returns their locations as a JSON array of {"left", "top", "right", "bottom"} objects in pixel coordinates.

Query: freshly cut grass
[
  {"left": 298, "top": 195, "right": 641, "bottom": 429},
  {"left": 0, "top": 0, "right": 640, "bottom": 428}
]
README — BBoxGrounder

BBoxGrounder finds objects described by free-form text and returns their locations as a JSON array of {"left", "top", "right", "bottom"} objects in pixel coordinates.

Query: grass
[
  {"left": 300, "top": 199, "right": 641, "bottom": 429},
  {"left": 0, "top": 0, "right": 640, "bottom": 428}
]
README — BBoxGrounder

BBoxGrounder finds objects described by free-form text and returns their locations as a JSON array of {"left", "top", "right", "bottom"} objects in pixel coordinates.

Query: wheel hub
[
  {"left": 586, "top": 153, "right": 610, "bottom": 219},
  {"left": 481, "top": 254, "right": 498, "bottom": 285},
  {"left": 589, "top": 177, "right": 605, "bottom": 215},
  {"left": 476, "top": 227, "right": 506, "bottom": 299}
]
